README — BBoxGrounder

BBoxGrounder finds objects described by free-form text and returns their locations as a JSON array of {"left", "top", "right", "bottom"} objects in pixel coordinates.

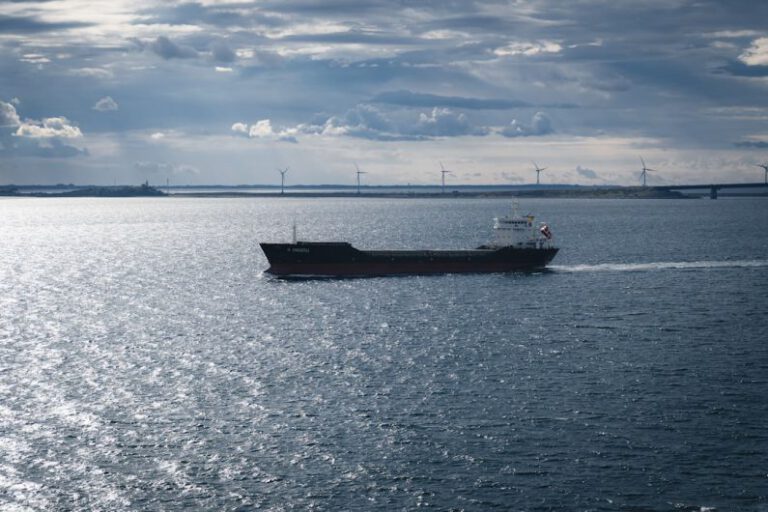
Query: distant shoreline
[
  {"left": 176, "top": 188, "right": 692, "bottom": 199},
  {"left": 2, "top": 184, "right": 767, "bottom": 199}
]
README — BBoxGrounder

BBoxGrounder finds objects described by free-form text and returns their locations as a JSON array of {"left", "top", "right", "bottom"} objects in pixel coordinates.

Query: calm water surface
[{"left": 1, "top": 197, "right": 767, "bottom": 511}]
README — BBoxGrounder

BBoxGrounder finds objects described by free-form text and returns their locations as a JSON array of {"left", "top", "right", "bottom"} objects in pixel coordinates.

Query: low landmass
[
  {"left": 177, "top": 186, "right": 689, "bottom": 199},
  {"left": 1, "top": 183, "right": 165, "bottom": 197},
  {"left": 1, "top": 183, "right": 765, "bottom": 199}
]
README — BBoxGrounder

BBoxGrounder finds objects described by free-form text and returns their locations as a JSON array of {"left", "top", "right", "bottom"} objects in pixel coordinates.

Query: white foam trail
[{"left": 550, "top": 260, "right": 768, "bottom": 273}]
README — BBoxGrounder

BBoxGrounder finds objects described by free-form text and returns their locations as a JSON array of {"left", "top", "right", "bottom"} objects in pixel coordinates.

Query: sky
[{"left": 1, "top": 0, "right": 768, "bottom": 187}]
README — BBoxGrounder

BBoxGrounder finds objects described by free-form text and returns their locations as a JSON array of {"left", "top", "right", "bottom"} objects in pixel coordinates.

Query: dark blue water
[{"left": 1, "top": 197, "right": 766, "bottom": 511}]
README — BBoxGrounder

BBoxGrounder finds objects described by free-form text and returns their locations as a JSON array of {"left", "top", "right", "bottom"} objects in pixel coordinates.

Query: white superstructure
[{"left": 487, "top": 203, "right": 554, "bottom": 249}]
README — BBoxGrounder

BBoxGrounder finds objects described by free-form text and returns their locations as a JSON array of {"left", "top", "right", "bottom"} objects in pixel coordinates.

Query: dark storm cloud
[
  {"left": 149, "top": 36, "right": 198, "bottom": 60},
  {"left": 0, "top": 14, "right": 92, "bottom": 33},
  {"left": 255, "top": 0, "right": 397, "bottom": 16},
  {"left": 14, "top": 138, "right": 88, "bottom": 158},
  {"left": 279, "top": 31, "right": 422, "bottom": 46},
  {"left": 420, "top": 14, "right": 523, "bottom": 33},
  {"left": 716, "top": 61, "right": 768, "bottom": 77},
  {"left": 734, "top": 141, "right": 768, "bottom": 148},
  {"left": 0, "top": 130, "right": 87, "bottom": 158},
  {"left": 372, "top": 90, "right": 530, "bottom": 110},
  {"left": 576, "top": 166, "right": 599, "bottom": 179},
  {"left": 210, "top": 42, "right": 236, "bottom": 63}
]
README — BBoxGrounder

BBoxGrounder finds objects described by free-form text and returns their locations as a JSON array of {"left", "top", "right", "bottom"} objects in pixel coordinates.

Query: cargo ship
[{"left": 260, "top": 206, "right": 558, "bottom": 277}]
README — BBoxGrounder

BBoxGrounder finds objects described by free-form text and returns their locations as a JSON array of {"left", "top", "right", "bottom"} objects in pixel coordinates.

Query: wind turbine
[
  {"left": 532, "top": 161, "right": 547, "bottom": 185},
  {"left": 355, "top": 163, "right": 366, "bottom": 194},
  {"left": 278, "top": 167, "right": 288, "bottom": 195},
  {"left": 757, "top": 162, "right": 768, "bottom": 184},
  {"left": 439, "top": 161, "right": 453, "bottom": 194},
  {"left": 639, "top": 156, "right": 658, "bottom": 187}
]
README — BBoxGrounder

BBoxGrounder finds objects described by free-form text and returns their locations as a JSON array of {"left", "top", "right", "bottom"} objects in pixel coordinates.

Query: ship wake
[{"left": 550, "top": 259, "right": 768, "bottom": 273}]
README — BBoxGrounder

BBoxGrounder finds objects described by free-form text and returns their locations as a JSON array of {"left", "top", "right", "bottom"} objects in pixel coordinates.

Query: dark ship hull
[{"left": 260, "top": 241, "right": 559, "bottom": 277}]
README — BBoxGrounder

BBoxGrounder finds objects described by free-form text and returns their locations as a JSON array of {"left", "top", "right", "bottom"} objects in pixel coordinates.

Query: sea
[{"left": 1, "top": 196, "right": 766, "bottom": 511}]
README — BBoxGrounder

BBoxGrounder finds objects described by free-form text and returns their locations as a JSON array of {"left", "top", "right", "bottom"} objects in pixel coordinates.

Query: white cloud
[
  {"left": 249, "top": 119, "right": 274, "bottom": 138},
  {"left": 500, "top": 112, "right": 553, "bottom": 138},
  {"left": 739, "top": 37, "right": 768, "bottom": 66},
  {"left": 494, "top": 41, "right": 562, "bottom": 57},
  {"left": 150, "top": 132, "right": 165, "bottom": 140},
  {"left": 215, "top": 66, "right": 233, "bottom": 72},
  {"left": 231, "top": 122, "right": 249, "bottom": 134},
  {"left": 1, "top": 101, "right": 21, "bottom": 127},
  {"left": 414, "top": 108, "right": 486, "bottom": 137},
  {"left": 69, "top": 67, "right": 114, "bottom": 79},
  {"left": 20, "top": 53, "right": 51, "bottom": 64},
  {"left": 15, "top": 117, "right": 83, "bottom": 138},
  {"left": 231, "top": 120, "right": 297, "bottom": 142},
  {"left": 93, "top": 96, "right": 119, "bottom": 111}
]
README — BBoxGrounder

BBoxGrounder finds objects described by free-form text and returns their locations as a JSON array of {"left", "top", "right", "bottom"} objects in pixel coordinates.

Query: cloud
[
  {"left": 1, "top": 103, "right": 86, "bottom": 158},
  {"left": 1, "top": 136, "right": 87, "bottom": 158},
  {"left": 739, "top": 37, "right": 768, "bottom": 66},
  {"left": 500, "top": 112, "right": 553, "bottom": 138},
  {"left": 149, "top": 36, "right": 198, "bottom": 60},
  {"left": 716, "top": 60, "right": 768, "bottom": 77},
  {"left": 494, "top": 40, "right": 563, "bottom": 57},
  {"left": 1, "top": 101, "right": 21, "bottom": 127},
  {"left": 134, "top": 161, "right": 200, "bottom": 175},
  {"left": 413, "top": 107, "right": 487, "bottom": 137},
  {"left": 70, "top": 67, "right": 114, "bottom": 79},
  {"left": 143, "top": 2, "right": 285, "bottom": 29},
  {"left": 371, "top": 90, "right": 530, "bottom": 110},
  {"left": 231, "top": 122, "right": 249, "bottom": 135},
  {"left": 734, "top": 140, "right": 768, "bottom": 148},
  {"left": 210, "top": 42, "right": 236, "bottom": 63},
  {"left": 336, "top": 104, "right": 394, "bottom": 134},
  {"left": 231, "top": 120, "right": 297, "bottom": 142},
  {"left": 249, "top": 119, "right": 275, "bottom": 138},
  {"left": 0, "top": 14, "right": 92, "bottom": 33},
  {"left": 575, "top": 166, "right": 599, "bottom": 179},
  {"left": 15, "top": 117, "right": 83, "bottom": 138},
  {"left": 93, "top": 96, "right": 118, "bottom": 111},
  {"left": 231, "top": 104, "right": 493, "bottom": 142},
  {"left": 289, "top": 105, "right": 415, "bottom": 141}
]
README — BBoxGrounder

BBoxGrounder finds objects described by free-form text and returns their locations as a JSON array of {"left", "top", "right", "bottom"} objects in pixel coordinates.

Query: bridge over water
[{"left": 654, "top": 182, "right": 768, "bottom": 199}]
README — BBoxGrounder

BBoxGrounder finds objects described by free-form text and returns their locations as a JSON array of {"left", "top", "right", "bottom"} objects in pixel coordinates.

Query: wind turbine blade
[
  {"left": 646, "top": 168, "right": 658, "bottom": 172},
  {"left": 540, "top": 167, "right": 547, "bottom": 172},
  {"left": 640, "top": 156, "right": 646, "bottom": 168},
  {"left": 440, "top": 161, "right": 446, "bottom": 172}
]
